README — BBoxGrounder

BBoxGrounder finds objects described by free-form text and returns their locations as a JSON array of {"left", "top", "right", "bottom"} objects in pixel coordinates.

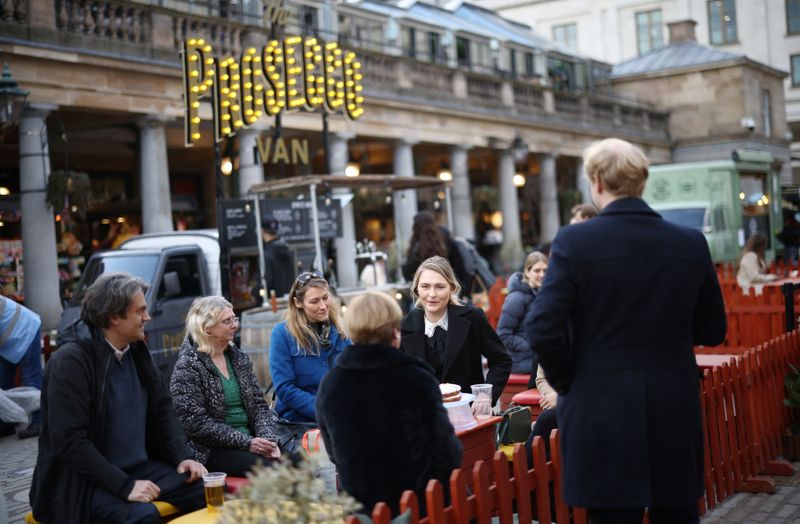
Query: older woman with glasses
[
  {"left": 269, "top": 271, "right": 350, "bottom": 424},
  {"left": 170, "top": 296, "right": 281, "bottom": 477}
]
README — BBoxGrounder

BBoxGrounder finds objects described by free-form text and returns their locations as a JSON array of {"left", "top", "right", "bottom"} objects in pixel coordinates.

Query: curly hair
[{"left": 406, "top": 211, "right": 448, "bottom": 261}]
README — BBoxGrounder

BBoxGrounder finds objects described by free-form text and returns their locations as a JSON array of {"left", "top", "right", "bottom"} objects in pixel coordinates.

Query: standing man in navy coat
[{"left": 525, "top": 138, "right": 726, "bottom": 524}]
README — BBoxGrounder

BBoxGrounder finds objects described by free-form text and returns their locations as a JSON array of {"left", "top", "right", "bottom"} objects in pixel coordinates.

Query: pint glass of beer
[{"left": 202, "top": 472, "right": 226, "bottom": 512}]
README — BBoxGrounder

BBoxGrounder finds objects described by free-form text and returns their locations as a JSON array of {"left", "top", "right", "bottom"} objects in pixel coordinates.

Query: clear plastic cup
[
  {"left": 471, "top": 383, "right": 493, "bottom": 418},
  {"left": 202, "top": 472, "right": 226, "bottom": 512}
]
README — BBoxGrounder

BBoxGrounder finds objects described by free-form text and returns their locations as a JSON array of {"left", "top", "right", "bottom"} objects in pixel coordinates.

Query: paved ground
[
  {"left": 2, "top": 431, "right": 799, "bottom": 523},
  {"left": 1, "top": 433, "right": 37, "bottom": 524}
]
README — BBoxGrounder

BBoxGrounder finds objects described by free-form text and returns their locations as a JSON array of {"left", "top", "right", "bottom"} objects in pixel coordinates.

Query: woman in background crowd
[
  {"left": 496, "top": 251, "right": 548, "bottom": 374},
  {"left": 570, "top": 204, "right": 598, "bottom": 224},
  {"left": 171, "top": 296, "right": 280, "bottom": 477},
  {"left": 316, "top": 291, "right": 462, "bottom": 516},
  {"left": 270, "top": 271, "right": 349, "bottom": 423},
  {"left": 400, "top": 256, "right": 511, "bottom": 407},
  {"left": 737, "top": 233, "right": 779, "bottom": 292},
  {"left": 402, "top": 211, "right": 469, "bottom": 292}
]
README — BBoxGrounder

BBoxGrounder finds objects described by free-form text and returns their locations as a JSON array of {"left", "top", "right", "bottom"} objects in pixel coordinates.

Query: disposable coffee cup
[
  {"left": 471, "top": 383, "right": 493, "bottom": 418},
  {"left": 202, "top": 472, "right": 226, "bottom": 512}
]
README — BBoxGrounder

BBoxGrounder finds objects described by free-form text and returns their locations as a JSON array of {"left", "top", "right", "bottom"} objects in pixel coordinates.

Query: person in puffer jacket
[
  {"left": 496, "top": 251, "right": 548, "bottom": 374},
  {"left": 171, "top": 296, "right": 280, "bottom": 477}
]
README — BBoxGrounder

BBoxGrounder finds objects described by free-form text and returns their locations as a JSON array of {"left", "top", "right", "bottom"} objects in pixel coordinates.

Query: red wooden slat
[
  {"left": 531, "top": 436, "right": 552, "bottom": 524},
  {"left": 472, "top": 461, "right": 491, "bottom": 524},
  {"left": 448, "top": 469, "right": 470, "bottom": 524},
  {"left": 719, "top": 363, "right": 743, "bottom": 493},
  {"left": 371, "top": 503, "right": 392, "bottom": 524},
  {"left": 399, "top": 490, "right": 420, "bottom": 523},
  {"left": 549, "top": 431, "right": 570, "bottom": 524},
  {"left": 700, "top": 371, "right": 717, "bottom": 509},
  {"left": 729, "top": 356, "right": 755, "bottom": 486},
  {"left": 511, "top": 444, "right": 533, "bottom": 524},
  {"left": 491, "top": 451, "right": 513, "bottom": 522},
  {"left": 706, "top": 366, "right": 726, "bottom": 501},
  {"left": 424, "top": 479, "right": 446, "bottom": 524}
]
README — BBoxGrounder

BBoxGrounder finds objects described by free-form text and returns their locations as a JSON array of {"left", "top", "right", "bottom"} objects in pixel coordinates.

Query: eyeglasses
[
  {"left": 220, "top": 316, "right": 239, "bottom": 327},
  {"left": 296, "top": 271, "right": 324, "bottom": 286}
]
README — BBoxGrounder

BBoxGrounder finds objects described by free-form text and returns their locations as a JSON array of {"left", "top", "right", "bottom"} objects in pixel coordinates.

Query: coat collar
[
  {"left": 402, "top": 304, "right": 471, "bottom": 379},
  {"left": 599, "top": 197, "right": 661, "bottom": 218}
]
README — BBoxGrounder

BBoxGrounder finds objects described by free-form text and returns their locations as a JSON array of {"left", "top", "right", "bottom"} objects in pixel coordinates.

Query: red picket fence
[
  {"left": 356, "top": 329, "right": 800, "bottom": 523},
  {"left": 698, "top": 263, "right": 800, "bottom": 353},
  {"left": 345, "top": 435, "right": 588, "bottom": 524}
]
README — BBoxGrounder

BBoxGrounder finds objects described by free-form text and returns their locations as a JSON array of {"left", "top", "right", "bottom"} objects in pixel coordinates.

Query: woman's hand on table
[
  {"left": 471, "top": 393, "right": 492, "bottom": 416},
  {"left": 250, "top": 437, "right": 281, "bottom": 458},
  {"left": 540, "top": 392, "right": 557, "bottom": 410}
]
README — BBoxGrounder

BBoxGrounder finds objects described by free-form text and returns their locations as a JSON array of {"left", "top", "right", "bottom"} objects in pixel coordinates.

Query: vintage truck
[{"left": 57, "top": 230, "right": 221, "bottom": 379}]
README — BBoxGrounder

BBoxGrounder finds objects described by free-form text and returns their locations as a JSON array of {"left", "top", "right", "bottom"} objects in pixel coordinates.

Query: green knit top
[{"left": 215, "top": 353, "right": 251, "bottom": 436}]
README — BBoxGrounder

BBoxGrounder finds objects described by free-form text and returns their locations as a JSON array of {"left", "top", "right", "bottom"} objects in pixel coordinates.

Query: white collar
[
  {"left": 106, "top": 339, "right": 131, "bottom": 362},
  {"left": 424, "top": 311, "right": 448, "bottom": 338}
]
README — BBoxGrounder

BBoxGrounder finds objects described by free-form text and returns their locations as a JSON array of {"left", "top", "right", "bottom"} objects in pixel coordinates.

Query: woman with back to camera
[
  {"left": 401, "top": 211, "right": 469, "bottom": 292},
  {"left": 269, "top": 271, "right": 349, "bottom": 424},
  {"left": 496, "top": 251, "right": 548, "bottom": 374},
  {"left": 737, "top": 233, "right": 779, "bottom": 292},
  {"left": 171, "top": 296, "right": 281, "bottom": 477},
  {"left": 316, "top": 291, "right": 462, "bottom": 516},
  {"left": 400, "top": 256, "right": 511, "bottom": 409}
]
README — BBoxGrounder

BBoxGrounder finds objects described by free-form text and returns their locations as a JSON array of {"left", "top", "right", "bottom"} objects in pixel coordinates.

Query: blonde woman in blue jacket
[{"left": 269, "top": 271, "right": 349, "bottom": 423}]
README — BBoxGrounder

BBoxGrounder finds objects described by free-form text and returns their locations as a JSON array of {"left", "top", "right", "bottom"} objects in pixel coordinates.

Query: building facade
[
  {"left": 1, "top": 0, "right": 674, "bottom": 327},
  {"left": 479, "top": 0, "right": 800, "bottom": 180}
]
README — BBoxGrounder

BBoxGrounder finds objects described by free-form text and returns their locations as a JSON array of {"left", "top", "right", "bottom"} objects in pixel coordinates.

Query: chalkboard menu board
[
  {"left": 260, "top": 198, "right": 342, "bottom": 243},
  {"left": 219, "top": 199, "right": 258, "bottom": 249}
]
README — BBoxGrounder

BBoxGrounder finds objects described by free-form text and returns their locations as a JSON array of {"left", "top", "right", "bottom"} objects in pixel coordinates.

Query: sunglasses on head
[{"left": 296, "top": 271, "right": 324, "bottom": 286}]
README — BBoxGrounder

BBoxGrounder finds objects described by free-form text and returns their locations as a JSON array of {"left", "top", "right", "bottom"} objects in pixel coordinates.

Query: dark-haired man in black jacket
[{"left": 30, "top": 273, "right": 205, "bottom": 524}]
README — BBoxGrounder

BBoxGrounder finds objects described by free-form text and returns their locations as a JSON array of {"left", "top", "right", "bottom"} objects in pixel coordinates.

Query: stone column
[
  {"left": 237, "top": 126, "right": 264, "bottom": 197},
  {"left": 393, "top": 138, "right": 419, "bottom": 265},
  {"left": 498, "top": 149, "right": 523, "bottom": 270},
  {"left": 576, "top": 158, "right": 592, "bottom": 205},
  {"left": 539, "top": 153, "right": 560, "bottom": 243},
  {"left": 19, "top": 104, "right": 62, "bottom": 329},
  {"left": 450, "top": 145, "right": 474, "bottom": 241},
  {"left": 138, "top": 116, "right": 173, "bottom": 233},
  {"left": 330, "top": 132, "right": 358, "bottom": 288}
]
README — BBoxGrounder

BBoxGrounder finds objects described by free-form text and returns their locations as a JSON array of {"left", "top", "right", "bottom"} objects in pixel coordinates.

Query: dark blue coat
[
  {"left": 525, "top": 197, "right": 726, "bottom": 508},
  {"left": 496, "top": 272, "right": 537, "bottom": 374},
  {"left": 316, "top": 343, "right": 462, "bottom": 516}
]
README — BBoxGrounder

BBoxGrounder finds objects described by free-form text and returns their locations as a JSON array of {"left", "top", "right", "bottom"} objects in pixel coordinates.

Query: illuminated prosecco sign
[{"left": 180, "top": 36, "right": 365, "bottom": 146}]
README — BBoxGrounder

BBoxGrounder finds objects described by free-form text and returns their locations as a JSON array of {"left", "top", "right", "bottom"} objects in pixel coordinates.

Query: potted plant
[
  {"left": 783, "top": 364, "right": 800, "bottom": 460},
  {"left": 218, "top": 454, "right": 410, "bottom": 524}
]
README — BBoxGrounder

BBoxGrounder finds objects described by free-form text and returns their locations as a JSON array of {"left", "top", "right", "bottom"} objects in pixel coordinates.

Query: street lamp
[{"left": 0, "top": 62, "right": 29, "bottom": 130}]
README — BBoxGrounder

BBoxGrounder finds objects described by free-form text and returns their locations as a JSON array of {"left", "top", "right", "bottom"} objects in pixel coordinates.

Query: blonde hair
[
  {"left": 286, "top": 276, "right": 344, "bottom": 356},
  {"left": 524, "top": 251, "right": 548, "bottom": 273},
  {"left": 344, "top": 291, "right": 402, "bottom": 345},
  {"left": 583, "top": 138, "right": 649, "bottom": 197},
  {"left": 410, "top": 256, "right": 463, "bottom": 308},
  {"left": 185, "top": 296, "right": 233, "bottom": 354}
]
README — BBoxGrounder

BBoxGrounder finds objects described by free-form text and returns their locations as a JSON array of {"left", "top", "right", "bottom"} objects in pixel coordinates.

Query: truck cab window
[{"left": 158, "top": 254, "right": 202, "bottom": 300}]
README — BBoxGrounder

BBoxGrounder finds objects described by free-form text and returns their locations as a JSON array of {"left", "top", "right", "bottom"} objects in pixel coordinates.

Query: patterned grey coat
[{"left": 170, "top": 335, "right": 279, "bottom": 465}]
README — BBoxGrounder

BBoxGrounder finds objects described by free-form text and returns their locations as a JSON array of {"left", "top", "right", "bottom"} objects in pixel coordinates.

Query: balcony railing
[{"left": 0, "top": 0, "right": 669, "bottom": 140}]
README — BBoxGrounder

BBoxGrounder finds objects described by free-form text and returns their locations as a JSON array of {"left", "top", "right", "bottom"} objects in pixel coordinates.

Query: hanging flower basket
[{"left": 46, "top": 170, "right": 91, "bottom": 219}]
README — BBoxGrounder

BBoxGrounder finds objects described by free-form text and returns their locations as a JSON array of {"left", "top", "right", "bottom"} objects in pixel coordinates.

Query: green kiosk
[{"left": 643, "top": 150, "right": 783, "bottom": 263}]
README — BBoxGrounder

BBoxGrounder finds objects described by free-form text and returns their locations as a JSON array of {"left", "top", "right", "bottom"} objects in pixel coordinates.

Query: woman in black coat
[
  {"left": 496, "top": 251, "right": 548, "bottom": 374},
  {"left": 316, "top": 291, "right": 462, "bottom": 516},
  {"left": 400, "top": 256, "right": 511, "bottom": 406},
  {"left": 170, "top": 296, "right": 280, "bottom": 477}
]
